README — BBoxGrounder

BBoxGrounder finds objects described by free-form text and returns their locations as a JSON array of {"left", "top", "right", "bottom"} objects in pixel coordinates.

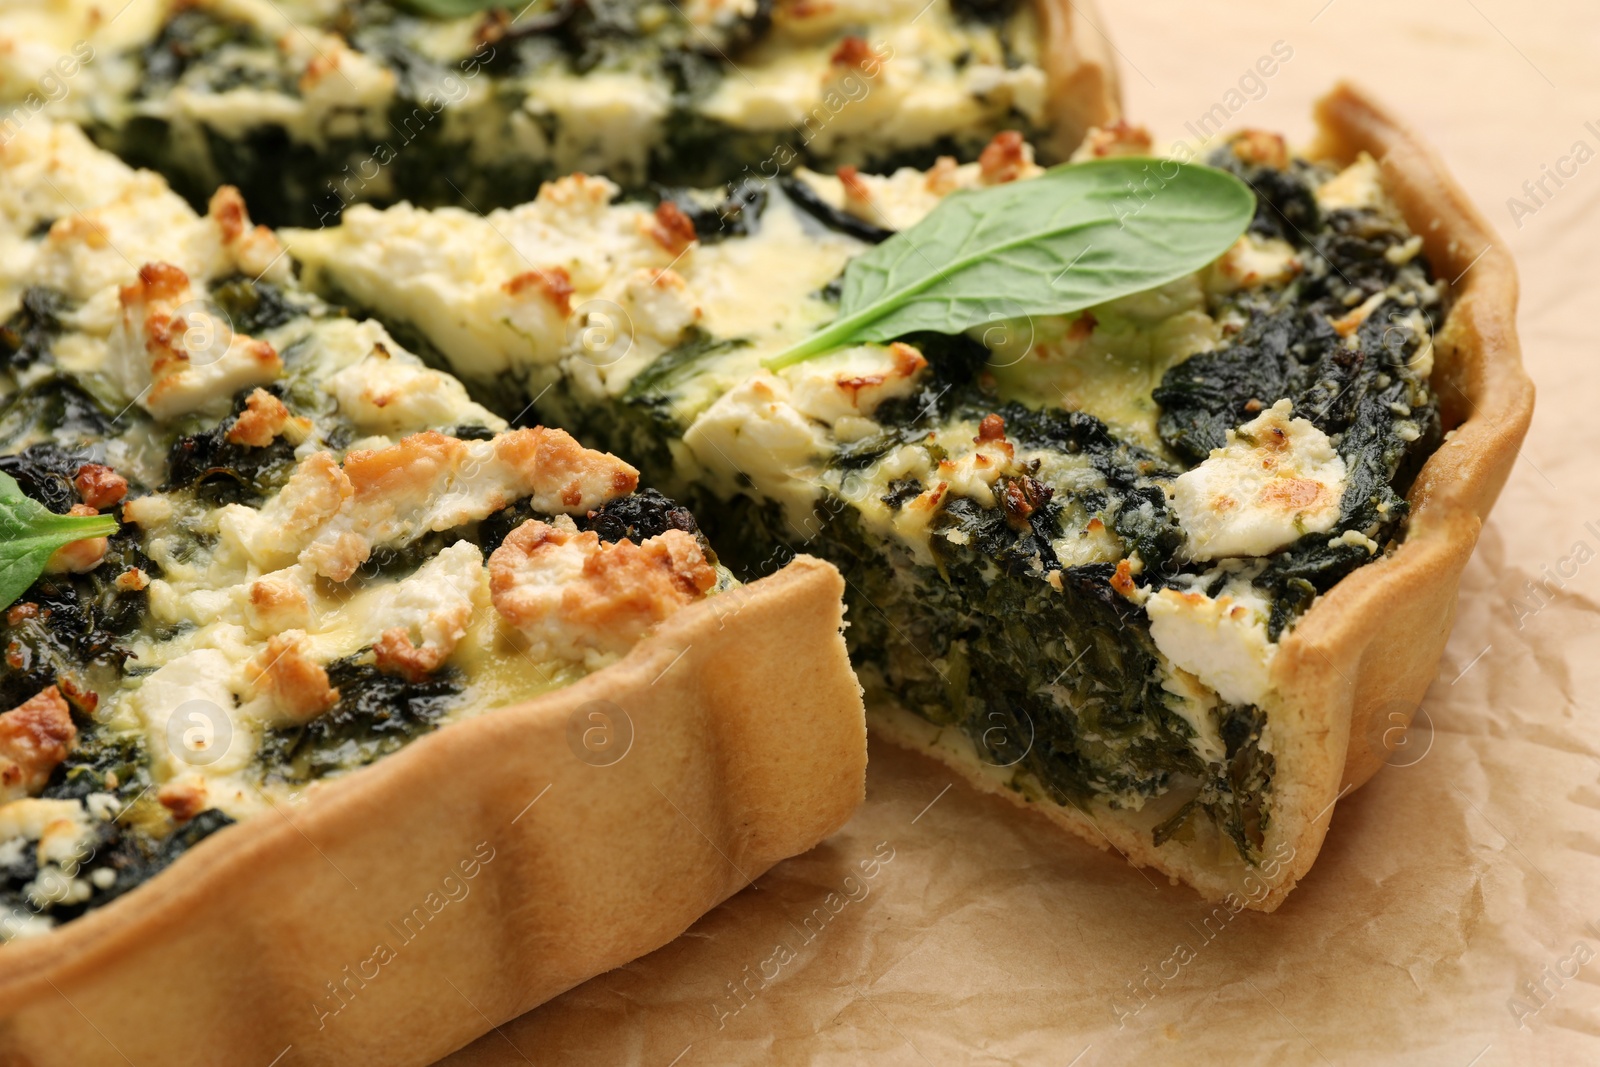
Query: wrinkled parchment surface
[{"left": 441, "top": 2, "right": 1600, "bottom": 1062}]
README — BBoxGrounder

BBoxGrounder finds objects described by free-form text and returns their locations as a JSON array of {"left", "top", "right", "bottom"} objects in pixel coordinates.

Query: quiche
[
  {"left": 0, "top": 0, "right": 1117, "bottom": 225},
  {"left": 287, "top": 85, "right": 1532, "bottom": 912},
  {"left": 0, "top": 122, "right": 866, "bottom": 1064}
]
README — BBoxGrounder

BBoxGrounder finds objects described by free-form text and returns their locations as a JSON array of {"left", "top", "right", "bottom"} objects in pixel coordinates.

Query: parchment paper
[{"left": 439, "top": 2, "right": 1600, "bottom": 1062}]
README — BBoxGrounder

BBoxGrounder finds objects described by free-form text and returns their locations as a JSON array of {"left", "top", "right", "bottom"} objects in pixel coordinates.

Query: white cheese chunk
[
  {"left": 618, "top": 267, "right": 701, "bottom": 344},
  {"left": 131, "top": 647, "right": 256, "bottom": 778},
  {"left": 1171, "top": 399, "right": 1346, "bottom": 561},
  {"left": 1146, "top": 583, "right": 1277, "bottom": 708},
  {"left": 1207, "top": 233, "right": 1302, "bottom": 294},
  {"left": 218, "top": 428, "right": 637, "bottom": 581},
  {"left": 781, "top": 341, "right": 927, "bottom": 425},
  {"left": 325, "top": 335, "right": 504, "bottom": 436},
  {"left": 682, "top": 373, "right": 831, "bottom": 523},
  {"left": 1316, "top": 152, "right": 1384, "bottom": 211},
  {"left": 488, "top": 516, "right": 715, "bottom": 669},
  {"left": 109, "top": 262, "right": 284, "bottom": 420}
]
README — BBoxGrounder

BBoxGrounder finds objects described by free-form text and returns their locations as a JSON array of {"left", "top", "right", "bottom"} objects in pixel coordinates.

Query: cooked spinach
[
  {"left": 164, "top": 388, "right": 303, "bottom": 507},
  {"left": 623, "top": 329, "right": 750, "bottom": 403},
  {"left": 0, "top": 377, "right": 114, "bottom": 455},
  {"left": 0, "top": 287, "right": 71, "bottom": 372},
  {"left": 781, "top": 177, "right": 896, "bottom": 244},
  {"left": 209, "top": 276, "right": 308, "bottom": 336},
  {"left": 0, "top": 524, "right": 153, "bottom": 710},
  {"left": 0, "top": 806, "right": 235, "bottom": 933},
  {"left": 654, "top": 181, "right": 769, "bottom": 243},
  {"left": 1155, "top": 157, "right": 1441, "bottom": 635},
  {"left": 256, "top": 657, "right": 464, "bottom": 784}
]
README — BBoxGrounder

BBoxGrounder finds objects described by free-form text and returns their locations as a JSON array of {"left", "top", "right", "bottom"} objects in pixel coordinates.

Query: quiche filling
[
  {"left": 0, "top": 0, "right": 1052, "bottom": 225},
  {"left": 288, "top": 126, "right": 1442, "bottom": 866},
  {"left": 0, "top": 124, "right": 726, "bottom": 940}
]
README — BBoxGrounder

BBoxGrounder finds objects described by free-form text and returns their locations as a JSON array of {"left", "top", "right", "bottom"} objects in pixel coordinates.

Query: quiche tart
[
  {"left": 287, "top": 84, "right": 1531, "bottom": 912},
  {"left": 0, "top": 122, "right": 866, "bottom": 1064},
  {"left": 0, "top": 0, "right": 1118, "bottom": 226}
]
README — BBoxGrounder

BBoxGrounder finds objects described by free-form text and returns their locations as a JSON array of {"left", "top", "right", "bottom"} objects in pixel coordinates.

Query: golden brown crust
[
  {"left": 0, "top": 557, "right": 865, "bottom": 1065},
  {"left": 646, "top": 201, "right": 697, "bottom": 257},
  {"left": 869, "top": 84, "right": 1533, "bottom": 912},
  {"left": 978, "top": 130, "right": 1030, "bottom": 184},
  {"left": 1032, "top": 0, "right": 1124, "bottom": 160},
  {"left": 247, "top": 632, "right": 342, "bottom": 724},
  {"left": 501, "top": 267, "right": 575, "bottom": 317},
  {"left": 490, "top": 519, "right": 719, "bottom": 661},
  {"left": 71, "top": 463, "right": 127, "bottom": 510},
  {"left": 225, "top": 388, "right": 306, "bottom": 448}
]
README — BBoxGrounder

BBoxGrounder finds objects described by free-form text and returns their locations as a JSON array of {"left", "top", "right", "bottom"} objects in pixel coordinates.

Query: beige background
[{"left": 438, "top": 2, "right": 1600, "bottom": 1063}]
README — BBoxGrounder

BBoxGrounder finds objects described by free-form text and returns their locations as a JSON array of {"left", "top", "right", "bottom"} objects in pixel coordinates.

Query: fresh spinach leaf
[
  {"left": 764, "top": 157, "right": 1254, "bottom": 369},
  {"left": 0, "top": 472, "right": 119, "bottom": 610}
]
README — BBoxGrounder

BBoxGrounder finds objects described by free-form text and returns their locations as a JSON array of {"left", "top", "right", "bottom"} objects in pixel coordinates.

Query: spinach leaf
[
  {"left": 764, "top": 157, "right": 1254, "bottom": 369},
  {"left": 0, "top": 472, "right": 119, "bottom": 610},
  {"left": 623, "top": 329, "right": 750, "bottom": 402}
]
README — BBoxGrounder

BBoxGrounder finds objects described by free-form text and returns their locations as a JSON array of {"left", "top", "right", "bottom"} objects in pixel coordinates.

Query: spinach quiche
[
  {"left": 287, "top": 88, "right": 1532, "bottom": 911},
  {"left": 0, "top": 0, "right": 1116, "bottom": 226},
  {"left": 0, "top": 120, "right": 867, "bottom": 1064}
]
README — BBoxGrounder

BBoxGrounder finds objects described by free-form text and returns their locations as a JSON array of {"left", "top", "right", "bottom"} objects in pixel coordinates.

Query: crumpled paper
[{"left": 439, "top": 1, "right": 1600, "bottom": 1062}]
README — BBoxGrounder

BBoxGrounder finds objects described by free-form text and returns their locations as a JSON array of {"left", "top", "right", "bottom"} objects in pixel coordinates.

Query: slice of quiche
[
  {"left": 0, "top": 112, "right": 865, "bottom": 982},
  {"left": 0, "top": 0, "right": 1117, "bottom": 225},
  {"left": 287, "top": 89, "right": 1530, "bottom": 910}
]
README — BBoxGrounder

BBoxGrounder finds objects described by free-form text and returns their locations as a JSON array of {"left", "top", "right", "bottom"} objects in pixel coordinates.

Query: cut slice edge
[{"left": 867, "top": 82, "right": 1531, "bottom": 913}]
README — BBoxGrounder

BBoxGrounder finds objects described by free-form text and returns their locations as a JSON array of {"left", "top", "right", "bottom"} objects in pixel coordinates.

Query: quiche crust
[
  {"left": 1036, "top": 0, "right": 1124, "bottom": 159},
  {"left": 0, "top": 556, "right": 864, "bottom": 1065},
  {"left": 870, "top": 83, "right": 1533, "bottom": 912}
]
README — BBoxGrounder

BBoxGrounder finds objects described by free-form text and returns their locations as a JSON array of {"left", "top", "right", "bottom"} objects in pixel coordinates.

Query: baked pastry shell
[
  {"left": 1037, "top": 0, "right": 1124, "bottom": 158},
  {"left": 0, "top": 557, "right": 866, "bottom": 1065}
]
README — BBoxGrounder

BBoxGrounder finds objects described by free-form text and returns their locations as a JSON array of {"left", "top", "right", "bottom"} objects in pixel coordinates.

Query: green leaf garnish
[
  {"left": 764, "top": 157, "right": 1255, "bottom": 370},
  {"left": 0, "top": 472, "right": 119, "bottom": 610}
]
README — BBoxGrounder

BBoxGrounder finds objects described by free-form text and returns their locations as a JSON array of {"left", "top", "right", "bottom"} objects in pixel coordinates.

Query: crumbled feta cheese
[
  {"left": 618, "top": 268, "right": 701, "bottom": 344},
  {"left": 219, "top": 428, "right": 637, "bottom": 581},
  {"left": 132, "top": 648, "right": 255, "bottom": 778},
  {"left": 1146, "top": 583, "right": 1277, "bottom": 707},
  {"left": 1208, "top": 234, "right": 1302, "bottom": 294},
  {"left": 325, "top": 340, "right": 504, "bottom": 436},
  {"left": 782, "top": 342, "right": 927, "bottom": 425},
  {"left": 109, "top": 261, "right": 283, "bottom": 420},
  {"left": 489, "top": 517, "right": 715, "bottom": 668},
  {"left": 683, "top": 374, "right": 832, "bottom": 521},
  {"left": 369, "top": 542, "right": 487, "bottom": 681},
  {"left": 1171, "top": 399, "right": 1347, "bottom": 561},
  {"left": 1316, "top": 152, "right": 1384, "bottom": 211}
]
